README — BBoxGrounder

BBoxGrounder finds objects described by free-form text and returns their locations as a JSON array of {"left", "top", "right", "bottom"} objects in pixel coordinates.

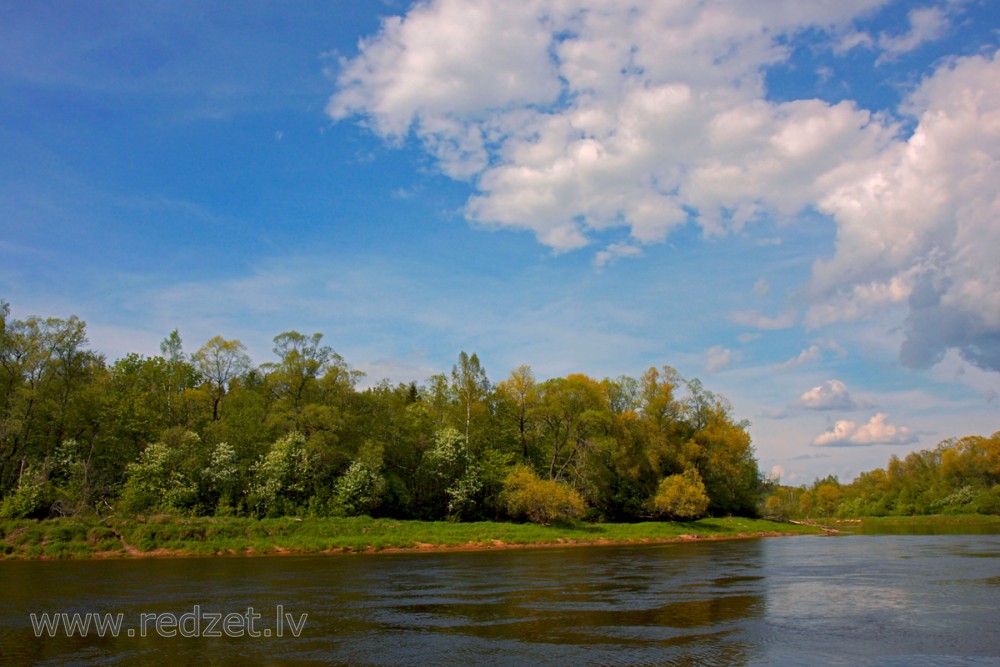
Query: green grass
[
  {"left": 0, "top": 515, "right": 822, "bottom": 560},
  {"left": 854, "top": 514, "right": 1000, "bottom": 526}
]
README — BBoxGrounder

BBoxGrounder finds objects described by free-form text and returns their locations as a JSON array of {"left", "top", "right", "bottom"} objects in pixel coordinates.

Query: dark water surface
[{"left": 2, "top": 533, "right": 999, "bottom": 665}]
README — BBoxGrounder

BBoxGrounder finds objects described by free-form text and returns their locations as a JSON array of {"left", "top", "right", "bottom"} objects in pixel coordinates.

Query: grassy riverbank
[
  {"left": 0, "top": 515, "right": 822, "bottom": 560},
  {"left": 821, "top": 514, "right": 1000, "bottom": 529},
  {"left": 858, "top": 514, "right": 1000, "bottom": 526}
]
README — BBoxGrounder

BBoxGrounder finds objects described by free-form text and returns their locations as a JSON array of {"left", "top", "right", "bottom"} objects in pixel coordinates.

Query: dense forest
[
  {"left": 0, "top": 301, "right": 764, "bottom": 523},
  {"left": 766, "top": 432, "right": 1000, "bottom": 519}
]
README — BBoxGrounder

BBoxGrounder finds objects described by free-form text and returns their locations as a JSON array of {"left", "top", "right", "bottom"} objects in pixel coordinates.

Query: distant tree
[
  {"left": 496, "top": 364, "right": 539, "bottom": 462},
  {"left": 451, "top": 351, "right": 490, "bottom": 452},
  {"left": 192, "top": 336, "right": 251, "bottom": 421}
]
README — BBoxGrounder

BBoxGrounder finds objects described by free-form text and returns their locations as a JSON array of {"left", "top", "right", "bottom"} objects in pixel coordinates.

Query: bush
[
  {"left": 975, "top": 485, "right": 1000, "bottom": 515},
  {"left": 0, "top": 475, "right": 49, "bottom": 519},
  {"left": 502, "top": 465, "right": 585, "bottom": 525},
  {"left": 652, "top": 469, "right": 709, "bottom": 520},
  {"left": 332, "top": 460, "right": 385, "bottom": 517},
  {"left": 118, "top": 441, "right": 198, "bottom": 514},
  {"left": 247, "top": 432, "right": 314, "bottom": 517}
]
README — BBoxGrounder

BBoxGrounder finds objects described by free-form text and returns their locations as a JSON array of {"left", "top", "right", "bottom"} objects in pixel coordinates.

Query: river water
[{"left": 1, "top": 531, "right": 999, "bottom": 665}]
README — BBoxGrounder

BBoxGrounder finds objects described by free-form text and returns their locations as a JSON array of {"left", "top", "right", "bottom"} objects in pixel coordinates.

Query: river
[{"left": 1, "top": 531, "right": 998, "bottom": 665}]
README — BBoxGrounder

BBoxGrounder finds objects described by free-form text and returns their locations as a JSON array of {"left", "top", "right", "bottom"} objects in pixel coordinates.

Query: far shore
[{"left": 1, "top": 515, "right": 823, "bottom": 561}]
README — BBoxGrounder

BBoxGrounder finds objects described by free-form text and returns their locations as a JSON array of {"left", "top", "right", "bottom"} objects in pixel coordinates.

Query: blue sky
[{"left": 2, "top": 0, "right": 998, "bottom": 485}]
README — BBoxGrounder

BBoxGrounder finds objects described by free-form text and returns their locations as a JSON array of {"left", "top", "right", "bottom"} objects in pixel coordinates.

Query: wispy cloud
[
  {"left": 594, "top": 243, "right": 642, "bottom": 269},
  {"left": 705, "top": 346, "right": 742, "bottom": 373},
  {"left": 776, "top": 345, "right": 823, "bottom": 371},
  {"left": 877, "top": 6, "right": 949, "bottom": 60},
  {"left": 776, "top": 339, "right": 846, "bottom": 371},
  {"left": 729, "top": 309, "right": 796, "bottom": 331}
]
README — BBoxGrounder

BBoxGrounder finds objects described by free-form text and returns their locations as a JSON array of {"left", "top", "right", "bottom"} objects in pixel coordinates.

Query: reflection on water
[{"left": 1, "top": 534, "right": 999, "bottom": 666}]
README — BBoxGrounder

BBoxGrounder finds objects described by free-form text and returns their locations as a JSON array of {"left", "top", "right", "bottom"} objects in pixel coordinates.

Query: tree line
[
  {"left": 0, "top": 300, "right": 764, "bottom": 522},
  {"left": 766, "top": 432, "right": 1000, "bottom": 519}
]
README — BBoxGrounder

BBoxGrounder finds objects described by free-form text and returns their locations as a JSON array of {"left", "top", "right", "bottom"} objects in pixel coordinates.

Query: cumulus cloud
[
  {"left": 808, "top": 51, "right": 1000, "bottom": 372},
  {"left": 330, "top": 0, "right": 889, "bottom": 250},
  {"left": 331, "top": 1, "right": 1000, "bottom": 374},
  {"left": 797, "top": 379, "right": 869, "bottom": 410},
  {"left": 812, "top": 412, "right": 917, "bottom": 447}
]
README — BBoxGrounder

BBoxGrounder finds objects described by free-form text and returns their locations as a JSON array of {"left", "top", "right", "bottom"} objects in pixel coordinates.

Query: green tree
[
  {"left": 192, "top": 336, "right": 252, "bottom": 421},
  {"left": 534, "top": 374, "right": 609, "bottom": 485},
  {"left": 421, "top": 426, "right": 481, "bottom": 519},
  {"left": 333, "top": 458, "right": 386, "bottom": 517},
  {"left": 248, "top": 432, "right": 314, "bottom": 517},
  {"left": 118, "top": 431, "right": 203, "bottom": 513},
  {"left": 0, "top": 307, "right": 102, "bottom": 494},
  {"left": 158, "top": 330, "right": 199, "bottom": 427},
  {"left": 262, "top": 331, "right": 347, "bottom": 434},
  {"left": 201, "top": 441, "right": 241, "bottom": 514},
  {"left": 451, "top": 351, "right": 490, "bottom": 452},
  {"left": 496, "top": 364, "right": 539, "bottom": 463}
]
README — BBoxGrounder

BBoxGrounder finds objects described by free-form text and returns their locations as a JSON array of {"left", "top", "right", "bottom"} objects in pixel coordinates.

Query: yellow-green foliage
[
  {"left": 502, "top": 465, "right": 585, "bottom": 524},
  {"left": 769, "top": 431, "right": 1000, "bottom": 518},
  {"left": 652, "top": 468, "right": 709, "bottom": 520}
]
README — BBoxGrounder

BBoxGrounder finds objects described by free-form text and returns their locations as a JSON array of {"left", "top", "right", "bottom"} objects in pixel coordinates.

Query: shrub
[
  {"left": 332, "top": 460, "right": 386, "bottom": 517},
  {"left": 502, "top": 465, "right": 585, "bottom": 525},
  {"left": 652, "top": 469, "right": 710, "bottom": 520},
  {"left": 247, "top": 432, "right": 314, "bottom": 517},
  {"left": 118, "top": 441, "right": 198, "bottom": 513},
  {"left": 0, "top": 472, "right": 49, "bottom": 519},
  {"left": 975, "top": 485, "right": 1000, "bottom": 515}
]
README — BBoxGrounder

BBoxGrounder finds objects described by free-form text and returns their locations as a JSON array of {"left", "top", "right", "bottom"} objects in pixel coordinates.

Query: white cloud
[
  {"left": 808, "top": 51, "right": 1000, "bottom": 371},
  {"left": 594, "top": 242, "right": 642, "bottom": 268},
  {"left": 928, "top": 348, "right": 1000, "bottom": 403},
  {"left": 776, "top": 345, "right": 824, "bottom": 371},
  {"left": 877, "top": 6, "right": 949, "bottom": 58},
  {"left": 729, "top": 309, "right": 796, "bottom": 330},
  {"left": 835, "top": 29, "right": 875, "bottom": 54},
  {"left": 804, "top": 273, "right": 912, "bottom": 327},
  {"left": 331, "top": 0, "right": 890, "bottom": 251},
  {"left": 331, "top": 1, "right": 1000, "bottom": 375},
  {"left": 705, "top": 345, "right": 742, "bottom": 373},
  {"left": 797, "top": 379, "right": 868, "bottom": 410},
  {"left": 812, "top": 412, "right": 917, "bottom": 447}
]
